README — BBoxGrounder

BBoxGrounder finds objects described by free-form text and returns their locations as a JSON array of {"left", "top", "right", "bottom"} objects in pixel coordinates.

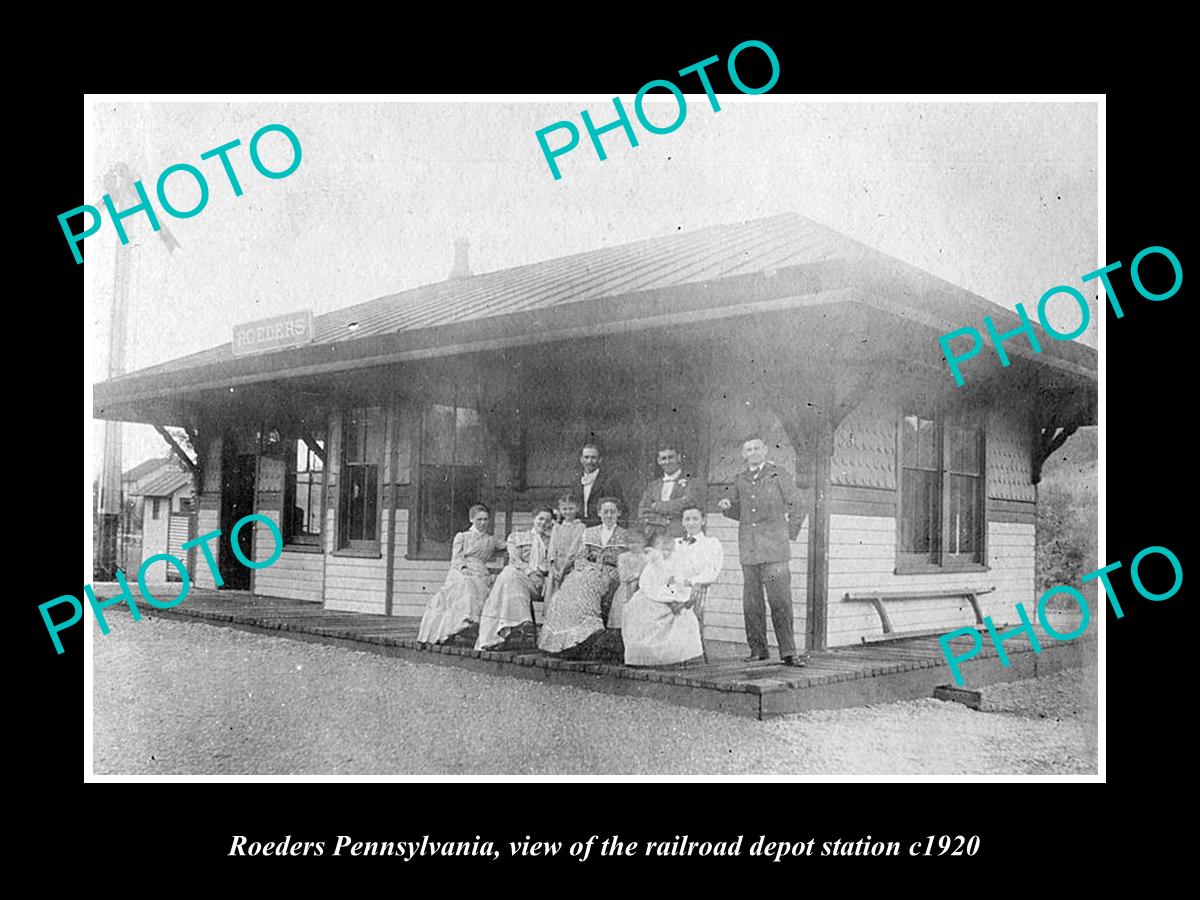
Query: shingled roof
[
  {"left": 95, "top": 212, "right": 1097, "bottom": 417},
  {"left": 115, "top": 212, "right": 875, "bottom": 381},
  {"left": 139, "top": 469, "right": 193, "bottom": 498}
]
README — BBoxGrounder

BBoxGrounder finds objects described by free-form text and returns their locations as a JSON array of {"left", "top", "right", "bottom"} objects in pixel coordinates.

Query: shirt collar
[
  {"left": 581, "top": 469, "right": 599, "bottom": 484},
  {"left": 662, "top": 470, "right": 682, "bottom": 481}
]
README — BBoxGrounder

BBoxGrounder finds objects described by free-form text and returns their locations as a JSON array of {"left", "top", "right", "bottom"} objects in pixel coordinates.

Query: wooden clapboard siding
[
  {"left": 193, "top": 508, "right": 221, "bottom": 589},
  {"left": 167, "top": 513, "right": 189, "bottom": 557},
  {"left": 252, "top": 505, "right": 325, "bottom": 603},
  {"left": 324, "top": 515, "right": 390, "bottom": 615},
  {"left": 829, "top": 484, "right": 897, "bottom": 517},
  {"left": 988, "top": 497, "right": 1037, "bottom": 524},
  {"left": 825, "top": 513, "right": 1035, "bottom": 647},
  {"left": 167, "top": 513, "right": 189, "bottom": 575},
  {"left": 700, "top": 515, "right": 809, "bottom": 650},
  {"left": 141, "top": 499, "right": 168, "bottom": 567},
  {"left": 390, "top": 509, "right": 456, "bottom": 619},
  {"left": 254, "top": 549, "right": 325, "bottom": 603}
]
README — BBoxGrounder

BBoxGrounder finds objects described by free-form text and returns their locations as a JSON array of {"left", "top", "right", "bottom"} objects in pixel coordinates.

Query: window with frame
[
  {"left": 898, "top": 410, "right": 986, "bottom": 570},
  {"left": 413, "top": 395, "right": 485, "bottom": 559},
  {"left": 151, "top": 498, "right": 162, "bottom": 520},
  {"left": 284, "top": 435, "right": 325, "bottom": 546},
  {"left": 338, "top": 408, "right": 383, "bottom": 550}
]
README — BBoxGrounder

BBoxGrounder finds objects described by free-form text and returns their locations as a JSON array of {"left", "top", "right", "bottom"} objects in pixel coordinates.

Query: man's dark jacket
[
  {"left": 722, "top": 462, "right": 804, "bottom": 564},
  {"left": 636, "top": 472, "right": 707, "bottom": 538},
  {"left": 573, "top": 469, "right": 626, "bottom": 527}
]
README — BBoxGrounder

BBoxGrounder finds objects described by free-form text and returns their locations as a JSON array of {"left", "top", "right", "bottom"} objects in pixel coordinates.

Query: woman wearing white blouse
[
  {"left": 623, "top": 506, "right": 723, "bottom": 666},
  {"left": 476, "top": 507, "right": 555, "bottom": 650}
]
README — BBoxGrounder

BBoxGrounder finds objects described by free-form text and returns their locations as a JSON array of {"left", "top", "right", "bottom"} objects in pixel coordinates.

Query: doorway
[{"left": 219, "top": 451, "right": 257, "bottom": 589}]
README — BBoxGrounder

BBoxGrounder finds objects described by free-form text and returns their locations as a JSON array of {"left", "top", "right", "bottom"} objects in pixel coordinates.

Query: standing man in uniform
[
  {"left": 573, "top": 442, "right": 625, "bottom": 528},
  {"left": 636, "top": 445, "right": 706, "bottom": 540},
  {"left": 717, "top": 434, "right": 806, "bottom": 667}
]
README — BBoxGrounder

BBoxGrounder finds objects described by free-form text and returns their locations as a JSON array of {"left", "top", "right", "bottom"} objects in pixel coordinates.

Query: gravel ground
[{"left": 93, "top": 616, "right": 1098, "bottom": 776}]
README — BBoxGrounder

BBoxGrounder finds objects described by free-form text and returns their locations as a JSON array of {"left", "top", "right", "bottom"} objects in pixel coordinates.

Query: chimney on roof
[{"left": 449, "top": 237, "right": 472, "bottom": 280}]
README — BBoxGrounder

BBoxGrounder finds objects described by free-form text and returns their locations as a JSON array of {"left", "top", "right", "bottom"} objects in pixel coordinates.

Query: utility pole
[
  {"left": 96, "top": 164, "right": 136, "bottom": 580},
  {"left": 94, "top": 163, "right": 181, "bottom": 580}
]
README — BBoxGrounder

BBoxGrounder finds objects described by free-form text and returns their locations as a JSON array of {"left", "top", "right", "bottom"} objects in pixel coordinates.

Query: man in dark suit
[
  {"left": 636, "top": 445, "right": 706, "bottom": 540},
  {"left": 717, "top": 434, "right": 806, "bottom": 667},
  {"left": 573, "top": 442, "right": 625, "bottom": 527}
]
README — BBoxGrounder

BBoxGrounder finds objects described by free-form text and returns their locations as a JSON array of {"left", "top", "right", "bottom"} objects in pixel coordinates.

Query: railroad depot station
[{"left": 93, "top": 213, "right": 1097, "bottom": 713}]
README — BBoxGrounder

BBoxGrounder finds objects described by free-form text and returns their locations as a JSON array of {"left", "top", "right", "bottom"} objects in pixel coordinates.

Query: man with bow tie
[
  {"left": 573, "top": 442, "right": 625, "bottom": 527},
  {"left": 718, "top": 434, "right": 806, "bottom": 667},
  {"left": 637, "top": 446, "right": 707, "bottom": 540}
]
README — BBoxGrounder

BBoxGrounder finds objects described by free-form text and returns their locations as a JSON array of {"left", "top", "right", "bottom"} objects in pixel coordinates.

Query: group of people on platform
[{"left": 417, "top": 435, "right": 807, "bottom": 668}]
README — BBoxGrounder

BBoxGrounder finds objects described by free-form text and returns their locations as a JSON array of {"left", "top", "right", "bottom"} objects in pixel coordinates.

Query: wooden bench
[{"left": 844, "top": 587, "right": 995, "bottom": 643}]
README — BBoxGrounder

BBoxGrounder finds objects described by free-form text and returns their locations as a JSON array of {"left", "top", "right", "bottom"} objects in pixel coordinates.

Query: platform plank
[{"left": 121, "top": 589, "right": 1095, "bottom": 720}]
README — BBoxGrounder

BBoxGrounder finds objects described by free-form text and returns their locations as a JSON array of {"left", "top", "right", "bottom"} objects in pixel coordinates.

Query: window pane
[
  {"left": 287, "top": 437, "right": 326, "bottom": 542},
  {"left": 902, "top": 414, "right": 937, "bottom": 469},
  {"left": 453, "top": 467, "right": 485, "bottom": 521},
  {"left": 424, "top": 404, "right": 456, "bottom": 464},
  {"left": 299, "top": 473, "right": 322, "bottom": 537},
  {"left": 420, "top": 464, "right": 455, "bottom": 550},
  {"left": 364, "top": 465, "right": 378, "bottom": 541},
  {"left": 283, "top": 455, "right": 296, "bottom": 540},
  {"left": 918, "top": 418, "right": 937, "bottom": 468},
  {"left": 344, "top": 414, "right": 361, "bottom": 463},
  {"left": 900, "top": 468, "right": 938, "bottom": 560},
  {"left": 365, "top": 408, "right": 384, "bottom": 462},
  {"left": 261, "top": 428, "right": 284, "bottom": 456},
  {"left": 948, "top": 422, "right": 981, "bottom": 474},
  {"left": 947, "top": 474, "right": 981, "bottom": 559},
  {"left": 338, "top": 467, "right": 350, "bottom": 547},
  {"left": 308, "top": 477, "right": 323, "bottom": 535},
  {"left": 348, "top": 465, "right": 366, "bottom": 541},
  {"left": 455, "top": 406, "right": 484, "bottom": 464},
  {"left": 901, "top": 415, "right": 919, "bottom": 467}
]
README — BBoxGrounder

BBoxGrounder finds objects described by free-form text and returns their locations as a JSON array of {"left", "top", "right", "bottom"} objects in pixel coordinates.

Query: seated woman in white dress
[
  {"left": 417, "top": 504, "right": 505, "bottom": 645},
  {"left": 624, "top": 505, "right": 723, "bottom": 666},
  {"left": 475, "top": 507, "right": 555, "bottom": 651}
]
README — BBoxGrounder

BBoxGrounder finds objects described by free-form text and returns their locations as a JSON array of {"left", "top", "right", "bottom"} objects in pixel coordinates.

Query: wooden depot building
[{"left": 93, "top": 213, "right": 1097, "bottom": 653}]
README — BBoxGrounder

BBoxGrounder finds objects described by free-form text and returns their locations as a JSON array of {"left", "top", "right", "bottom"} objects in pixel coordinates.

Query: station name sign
[{"left": 233, "top": 310, "right": 315, "bottom": 357}]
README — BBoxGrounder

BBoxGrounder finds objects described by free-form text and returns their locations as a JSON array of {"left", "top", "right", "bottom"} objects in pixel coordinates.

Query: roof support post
[{"left": 153, "top": 424, "right": 198, "bottom": 475}]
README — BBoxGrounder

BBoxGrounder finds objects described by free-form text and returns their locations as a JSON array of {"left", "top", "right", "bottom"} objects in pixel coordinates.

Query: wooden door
[{"left": 219, "top": 451, "right": 257, "bottom": 589}]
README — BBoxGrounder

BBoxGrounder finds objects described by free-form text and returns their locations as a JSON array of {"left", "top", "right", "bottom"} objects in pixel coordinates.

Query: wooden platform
[{"left": 129, "top": 590, "right": 1095, "bottom": 720}]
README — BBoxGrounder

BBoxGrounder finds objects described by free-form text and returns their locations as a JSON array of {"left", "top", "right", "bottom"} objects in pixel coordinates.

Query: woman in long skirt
[
  {"left": 623, "top": 509, "right": 722, "bottom": 666},
  {"left": 537, "top": 497, "right": 632, "bottom": 655},
  {"left": 476, "top": 507, "right": 555, "bottom": 650},
  {"left": 417, "top": 504, "right": 504, "bottom": 645},
  {"left": 543, "top": 494, "right": 586, "bottom": 617}
]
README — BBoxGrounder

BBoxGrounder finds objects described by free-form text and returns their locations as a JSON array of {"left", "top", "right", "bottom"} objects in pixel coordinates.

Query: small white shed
[{"left": 140, "top": 469, "right": 194, "bottom": 579}]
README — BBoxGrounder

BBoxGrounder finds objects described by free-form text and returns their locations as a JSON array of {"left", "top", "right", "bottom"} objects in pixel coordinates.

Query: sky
[{"left": 86, "top": 98, "right": 1099, "bottom": 472}]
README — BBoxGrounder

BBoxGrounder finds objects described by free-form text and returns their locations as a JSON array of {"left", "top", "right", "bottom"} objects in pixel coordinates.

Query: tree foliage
[{"left": 1036, "top": 428, "right": 1098, "bottom": 604}]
